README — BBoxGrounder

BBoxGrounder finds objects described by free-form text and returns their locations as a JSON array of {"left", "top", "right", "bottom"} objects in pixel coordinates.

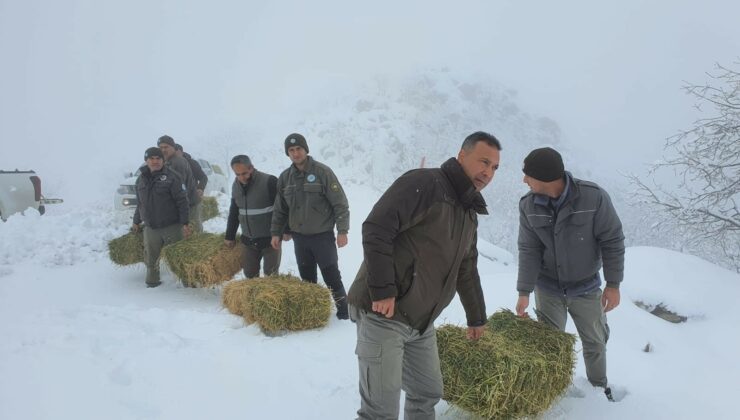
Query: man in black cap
[
  {"left": 225, "top": 154, "right": 281, "bottom": 278},
  {"left": 132, "top": 147, "right": 191, "bottom": 287},
  {"left": 516, "top": 147, "right": 625, "bottom": 401},
  {"left": 271, "top": 133, "right": 351, "bottom": 319},
  {"left": 157, "top": 135, "right": 201, "bottom": 232}
]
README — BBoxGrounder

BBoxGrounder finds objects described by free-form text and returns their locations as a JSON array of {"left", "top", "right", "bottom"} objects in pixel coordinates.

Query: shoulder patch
[{"left": 330, "top": 183, "right": 340, "bottom": 192}]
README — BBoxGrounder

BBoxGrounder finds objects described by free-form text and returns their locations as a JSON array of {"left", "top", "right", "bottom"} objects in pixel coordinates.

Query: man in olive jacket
[
  {"left": 271, "top": 133, "right": 351, "bottom": 319},
  {"left": 347, "top": 131, "right": 501, "bottom": 420},
  {"left": 515, "top": 147, "right": 625, "bottom": 401},
  {"left": 158, "top": 135, "right": 201, "bottom": 232},
  {"left": 225, "top": 155, "right": 281, "bottom": 278},
  {"left": 132, "top": 147, "right": 191, "bottom": 287}
]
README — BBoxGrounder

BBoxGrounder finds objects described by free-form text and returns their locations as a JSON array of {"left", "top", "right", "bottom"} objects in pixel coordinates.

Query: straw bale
[
  {"left": 437, "top": 309, "right": 576, "bottom": 419},
  {"left": 201, "top": 196, "right": 219, "bottom": 221},
  {"left": 108, "top": 231, "right": 144, "bottom": 266},
  {"left": 162, "top": 232, "right": 242, "bottom": 287},
  {"left": 222, "top": 275, "right": 333, "bottom": 333}
]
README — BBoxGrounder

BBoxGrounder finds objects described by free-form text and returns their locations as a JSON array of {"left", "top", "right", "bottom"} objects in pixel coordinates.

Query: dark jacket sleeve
[
  {"left": 225, "top": 198, "right": 240, "bottom": 241},
  {"left": 362, "top": 173, "right": 435, "bottom": 301},
  {"left": 455, "top": 228, "right": 487, "bottom": 326},
  {"left": 322, "top": 168, "right": 350, "bottom": 234},
  {"left": 267, "top": 175, "right": 278, "bottom": 203},
  {"left": 270, "top": 173, "right": 289, "bottom": 236},
  {"left": 517, "top": 198, "right": 544, "bottom": 296},
  {"left": 594, "top": 189, "right": 625, "bottom": 288},
  {"left": 133, "top": 177, "right": 142, "bottom": 225},
  {"left": 170, "top": 173, "right": 190, "bottom": 225},
  {"left": 188, "top": 158, "right": 208, "bottom": 190}
]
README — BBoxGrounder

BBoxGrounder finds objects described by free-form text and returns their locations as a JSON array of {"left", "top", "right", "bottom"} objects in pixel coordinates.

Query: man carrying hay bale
[
  {"left": 347, "top": 131, "right": 502, "bottom": 419},
  {"left": 516, "top": 147, "right": 625, "bottom": 401},
  {"left": 158, "top": 135, "right": 201, "bottom": 232},
  {"left": 175, "top": 143, "right": 208, "bottom": 195},
  {"left": 224, "top": 154, "right": 281, "bottom": 278},
  {"left": 132, "top": 147, "right": 191, "bottom": 287},
  {"left": 271, "top": 133, "right": 351, "bottom": 320}
]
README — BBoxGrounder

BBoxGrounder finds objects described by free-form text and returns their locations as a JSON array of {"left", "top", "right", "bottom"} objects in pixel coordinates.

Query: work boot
[{"left": 604, "top": 387, "right": 615, "bottom": 402}]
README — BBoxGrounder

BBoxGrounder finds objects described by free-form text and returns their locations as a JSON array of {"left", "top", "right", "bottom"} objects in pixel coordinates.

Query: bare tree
[{"left": 629, "top": 62, "right": 740, "bottom": 271}]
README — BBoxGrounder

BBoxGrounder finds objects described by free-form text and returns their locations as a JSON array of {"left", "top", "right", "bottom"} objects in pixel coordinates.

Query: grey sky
[{"left": 1, "top": 0, "right": 738, "bottom": 202}]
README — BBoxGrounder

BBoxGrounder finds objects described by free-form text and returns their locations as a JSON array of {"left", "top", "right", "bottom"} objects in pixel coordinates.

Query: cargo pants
[
  {"left": 240, "top": 236, "right": 281, "bottom": 278},
  {"left": 350, "top": 305, "right": 443, "bottom": 420},
  {"left": 143, "top": 224, "right": 184, "bottom": 286},
  {"left": 535, "top": 287, "right": 610, "bottom": 388}
]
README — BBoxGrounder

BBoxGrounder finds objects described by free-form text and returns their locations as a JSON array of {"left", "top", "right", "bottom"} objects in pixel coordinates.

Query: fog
[{"left": 1, "top": 0, "right": 739, "bottom": 204}]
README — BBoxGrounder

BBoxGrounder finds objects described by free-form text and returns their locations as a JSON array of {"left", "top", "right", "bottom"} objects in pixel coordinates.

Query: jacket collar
[
  {"left": 532, "top": 171, "right": 580, "bottom": 211},
  {"left": 441, "top": 158, "right": 488, "bottom": 215},
  {"left": 291, "top": 156, "right": 315, "bottom": 174}
]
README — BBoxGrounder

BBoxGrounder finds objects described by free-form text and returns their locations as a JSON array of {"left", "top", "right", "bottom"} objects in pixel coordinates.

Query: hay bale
[
  {"left": 108, "top": 231, "right": 144, "bottom": 266},
  {"left": 162, "top": 232, "right": 242, "bottom": 287},
  {"left": 437, "top": 309, "right": 576, "bottom": 419},
  {"left": 201, "top": 196, "right": 219, "bottom": 221},
  {"left": 222, "top": 275, "right": 333, "bottom": 333}
]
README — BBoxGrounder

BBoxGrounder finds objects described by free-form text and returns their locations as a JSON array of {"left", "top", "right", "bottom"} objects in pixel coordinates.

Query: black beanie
[
  {"left": 523, "top": 147, "right": 565, "bottom": 182},
  {"left": 144, "top": 147, "right": 164, "bottom": 160},
  {"left": 157, "top": 135, "right": 176, "bottom": 147},
  {"left": 284, "top": 133, "right": 309, "bottom": 156}
]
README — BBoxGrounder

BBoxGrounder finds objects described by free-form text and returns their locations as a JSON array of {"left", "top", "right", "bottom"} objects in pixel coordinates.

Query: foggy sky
[{"left": 1, "top": 0, "right": 739, "bottom": 203}]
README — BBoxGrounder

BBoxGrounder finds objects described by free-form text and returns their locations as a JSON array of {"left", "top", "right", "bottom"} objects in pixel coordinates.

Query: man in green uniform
[{"left": 271, "top": 133, "right": 350, "bottom": 319}]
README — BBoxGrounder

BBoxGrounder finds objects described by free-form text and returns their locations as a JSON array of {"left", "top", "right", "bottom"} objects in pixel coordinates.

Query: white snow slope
[{"left": 1, "top": 184, "right": 738, "bottom": 420}]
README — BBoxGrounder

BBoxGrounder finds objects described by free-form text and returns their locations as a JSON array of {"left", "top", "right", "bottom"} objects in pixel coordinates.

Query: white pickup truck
[{"left": 0, "top": 169, "right": 63, "bottom": 221}]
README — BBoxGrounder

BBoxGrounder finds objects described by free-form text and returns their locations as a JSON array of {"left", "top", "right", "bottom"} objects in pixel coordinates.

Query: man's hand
[
  {"left": 196, "top": 189, "right": 204, "bottom": 198},
  {"left": 516, "top": 295, "right": 530, "bottom": 318},
  {"left": 282, "top": 233, "right": 292, "bottom": 242},
  {"left": 337, "top": 233, "right": 348, "bottom": 248},
  {"left": 372, "top": 297, "right": 396, "bottom": 318},
  {"left": 131, "top": 223, "right": 141, "bottom": 233},
  {"left": 271, "top": 235, "right": 282, "bottom": 250},
  {"left": 601, "top": 287, "right": 621, "bottom": 312},
  {"left": 467, "top": 326, "right": 485, "bottom": 340},
  {"left": 183, "top": 224, "right": 192, "bottom": 239},
  {"left": 224, "top": 239, "right": 235, "bottom": 249}
]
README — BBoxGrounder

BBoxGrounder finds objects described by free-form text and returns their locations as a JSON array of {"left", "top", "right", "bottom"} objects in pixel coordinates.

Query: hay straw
[
  {"left": 108, "top": 231, "right": 144, "bottom": 266},
  {"left": 437, "top": 309, "right": 576, "bottom": 419},
  {"left": 222, "top": 274, "right": 333, "bottom": 334},
  {"left": 201, "top": 196, "right": 219, "bottom": 221},
  {"left": 162, "top": 232, "right": 242, "bottom": 287}
]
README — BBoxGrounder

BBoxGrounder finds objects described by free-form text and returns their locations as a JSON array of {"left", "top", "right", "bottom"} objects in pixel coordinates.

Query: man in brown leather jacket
[{"left": 348, "top": 131, "right": 502, "bottom": 420}]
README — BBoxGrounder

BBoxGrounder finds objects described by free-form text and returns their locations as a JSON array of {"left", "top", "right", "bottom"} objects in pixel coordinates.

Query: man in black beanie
[
  {"left": 271, "top": 132, "right": 351, "bottom": 320},
  {"left": 516, "top": 147, "right": 625, "bottom": 401},
  {"left": 132, "top": 147, "right": 191, "bottom": 287}
]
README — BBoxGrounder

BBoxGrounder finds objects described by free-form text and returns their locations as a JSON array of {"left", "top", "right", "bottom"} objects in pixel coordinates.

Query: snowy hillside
[{"left": 1, "top": 184, "right": 738, "bottom": 420}]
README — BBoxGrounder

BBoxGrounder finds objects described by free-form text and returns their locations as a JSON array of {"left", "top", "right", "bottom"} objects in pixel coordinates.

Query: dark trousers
[
  {"left": 241, "top": 236, "right": 281, "bottom": 278},
  {"left": 292, "top": 231, "right": 348, "bottom": 317}
]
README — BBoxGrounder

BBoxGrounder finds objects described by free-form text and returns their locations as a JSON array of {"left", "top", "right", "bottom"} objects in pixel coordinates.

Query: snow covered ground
[{"left": 1, "top": 185, "right": 739, "bottom": 420}]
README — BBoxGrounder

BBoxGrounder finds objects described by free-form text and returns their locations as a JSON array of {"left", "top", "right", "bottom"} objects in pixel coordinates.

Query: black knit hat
[
  {"left": 144, "top": 147, "right": 164, "bottom": 160},
  {"left": 284, "top": 133, "right": 309, "bottom": 156},
  {"left": 157, "top": 135, "right": 176, "bottom": 147},
  {"left": 523, "top": 147, "right": 565, "bottom": 182}
]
